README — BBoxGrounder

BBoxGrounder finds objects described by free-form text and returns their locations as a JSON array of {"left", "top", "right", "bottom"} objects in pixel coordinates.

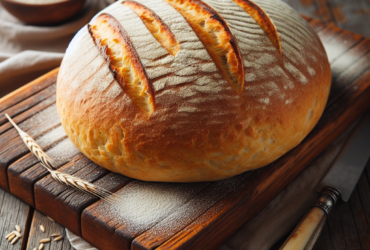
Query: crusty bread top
[{"left": 57, "top": 0, "right": 331, "bottom": 182}]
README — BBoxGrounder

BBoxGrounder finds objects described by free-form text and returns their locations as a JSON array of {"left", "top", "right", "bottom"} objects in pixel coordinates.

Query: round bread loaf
[{"left": 57, "top": 0, "right": 331, "bottom": 182}]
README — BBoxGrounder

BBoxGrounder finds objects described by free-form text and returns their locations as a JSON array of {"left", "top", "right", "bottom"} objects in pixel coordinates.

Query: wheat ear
[
  {"left": 5, "top": 113, "right": 120, "bottom": 204},
  {"left": 5, "top": 114, "right": 57, "bottom": 170}
]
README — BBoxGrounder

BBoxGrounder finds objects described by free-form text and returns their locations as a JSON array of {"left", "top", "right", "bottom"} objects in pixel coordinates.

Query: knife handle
[{"left": 279, "top": 187, "right": 340, "bottom": 250}]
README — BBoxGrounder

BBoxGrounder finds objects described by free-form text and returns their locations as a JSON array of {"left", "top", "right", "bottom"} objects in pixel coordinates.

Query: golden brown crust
[
  {"left": 122, "top": 1, "right": 181, "bottom": 56},
  {"left": 57, "top": 0, "right": 331, "bottom": 182},
  {"left": 164, "top": 0, "right": 245, "bottom": 94},
  {"left": 88, "top": 13, "right": 154, "bottom": 114},
  {"left": 232, "top": 0, "right": 282, "bottom": 55}
]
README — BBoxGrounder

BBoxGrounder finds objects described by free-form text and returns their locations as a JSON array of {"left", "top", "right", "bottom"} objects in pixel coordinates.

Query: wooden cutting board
[{"left": 1, "top": 16, "right": 370, "bottom": 250}]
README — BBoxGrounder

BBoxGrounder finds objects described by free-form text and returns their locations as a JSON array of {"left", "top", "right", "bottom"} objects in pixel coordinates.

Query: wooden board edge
[
  {"left": 155, "top": 69, "right": 370, "bottom": 250},
  {"left": 0, "top": 67, "right": 59, "bottom": 109}
]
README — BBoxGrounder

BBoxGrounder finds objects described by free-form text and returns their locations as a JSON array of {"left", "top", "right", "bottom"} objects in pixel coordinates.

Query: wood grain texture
[
  {"left": 0, "top": 91, "right": 56, "bottom": 135},
  {"left": 81, "top": 181, "right": 210, "bottom": 250},
  {"left": 0, "top": 187, "right": 32, "bottom": 250},
  {"left": 34, "top": 156, "right": 131, "bottom": 236},
  {"left": 307, "top": 18, "right": 328, "bottom": 33},
  {"left": 322, "top": 30, "right": 363, "bottom": 64},
  {"left": 8, "top": 138, "right": 82, "bottom": 207},
  {"left": 313, "top": 159, "right": 370, "bottom": 250},
  {"left": 152, "top": 45, "right": 370, "bottom": 250},
  {"left": 316, "top": 23, "right": 343, "bottom": 44},
  {"left": 0, "top": 101, "right": 60, "bottom": 191},
  {"left": 327, "top": 0, "right": 368, "bottom": 36},
  {"left": 0, "top": 15, "right": 370, "bottom": 250},
  {"left": 131, "top": 172, "right": 253, "bottom": 250},
  {"left": 26, "top": 210, "right": 73, "bottom": 250},
  {"left": 0, "top": 84, "right": 56, "bottom": 128},
  {"left": 281, "top": 0, "right": 370, "bottom": 38},
  {"left": 0, "top": 68, "right": 58, "bottom": 114},
  {"left": 328, "top": 39, "right": 370, "bottom": 104},
  {"left": 312, "top": 222, "right": 335, "bottom": 250}
]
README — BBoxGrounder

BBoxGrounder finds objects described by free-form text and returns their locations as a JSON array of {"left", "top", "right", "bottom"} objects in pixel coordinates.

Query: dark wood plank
[
  {"left": 325, "top": 200, "right": 347, "bottom": 250},
  {"left": 0, "top": 84, "right": 56, "bottom": 128},
  {"left": 307, "top": 18, "right": 328, "bottom": 33},
  {"left": 34, "top": 156, "right": 131, "bottom": 236},
  {"left": 81, "top": 181, "right": 210, "bottom": 250},
  {"left": 328, "top": 39, "right": 370, "bottom": 104},
  {"left": 328, "top": 0, "right": 370, "bottom": 37},
  {"left": 0, "top": 104, "right": 60, "bottom": 152},
  {"left": 155, "top": 69, "right": 370, "bottom": 250},
  {"left": 348, "top": 187, "right": 370, "bottom": 250},
  {"left": 314, "top": 0, "right": 335, "bottom": 23},
  {"left": 357, "top": 160, "right": 370, "bottom": 248},
  {"left": 0, "top": 187, "right": 33, "bottom": 250},
  {"left": 323, "top": 30, "right": 364, "bottom": 64},
  {"left": 8, "top": 138, "right": 82, "bottom": 207},
  {"left": 132, "top": 172, "right": 253, "bottom": 250},
  {"left": 336, "top": 201, "right": 362, "bottom": 249},
  {"left": 0, "top": 93, "right": 56, "bottom": 135},
  {"left": 26, "top": 210, "right": 73, "bottom": 250},
  {"left": 316, "top": 23, "right": 343, "bottom": 43},
  {"left": 358, "top": 0, "right": 370, "bottom": 37},
  {"left": 0, "top": 105, "right": 61, "bottom": 191},
  {"left": 282, "top": 0, "right": 319, "bottom": 18},
  {"left": 312, "top": 222, "right": 335, "bottom": 250},
  {"left": 301, "top": 14, "right": 313, "bottom": 22},
  {"left": 0, "top": 68, "right": 58, "bottom": 114}
]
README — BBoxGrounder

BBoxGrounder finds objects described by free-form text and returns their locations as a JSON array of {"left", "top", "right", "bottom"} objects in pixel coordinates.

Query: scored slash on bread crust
[
  {"left": 122, "top": 1, "right": 181, "bottom": 56},
  {"left": 232, "top": 0, "right": 282, "bottom": 55},
  {"left": 57, "top": 0, "right": 331, "bottom": 182},
  {"left": 88, "top": 13, "right": 155, "bottom": 114},
  {"left": 164, "top": 0, "right": 245, "bottom": 94}
]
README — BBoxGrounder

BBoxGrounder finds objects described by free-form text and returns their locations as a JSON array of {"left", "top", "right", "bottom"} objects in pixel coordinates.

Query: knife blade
[
  {"left": 280, "top": 111, "right": 370, "bottom": 250},
  {"left": 316, "top": 112, "right": 370, "bottom": 201}
]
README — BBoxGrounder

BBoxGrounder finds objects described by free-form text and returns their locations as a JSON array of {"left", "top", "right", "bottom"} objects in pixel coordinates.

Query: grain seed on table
[
  {"left": 54, "top": 235, "right": 63, "bottom": 241},
  {"left": 40, "top": 238, "right": 50, "bottom": 243},
  {"left": 5, "top": 232, "right": 15, "bottom": 239},
  {"left": 4, "top": 225, "right": 22, "bottom": 244}
]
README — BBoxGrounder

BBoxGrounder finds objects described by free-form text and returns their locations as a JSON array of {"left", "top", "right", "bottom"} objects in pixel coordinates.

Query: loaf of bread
[{"left": 57, "top": 0, "right": 331, "bottom": 182}]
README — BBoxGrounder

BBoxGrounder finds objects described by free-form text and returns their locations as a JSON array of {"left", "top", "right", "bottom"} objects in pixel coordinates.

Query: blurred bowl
[{"left": 0, "top": 0, "right": 86, "bottom": 25}]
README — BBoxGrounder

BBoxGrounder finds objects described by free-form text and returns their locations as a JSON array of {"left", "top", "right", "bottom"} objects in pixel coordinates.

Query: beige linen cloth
[
  {"left": 0, "top": 1, "right": 354, "bottom": 249},
  {"left": 0, "top": 0, "right": 108, "bottom": 97}
]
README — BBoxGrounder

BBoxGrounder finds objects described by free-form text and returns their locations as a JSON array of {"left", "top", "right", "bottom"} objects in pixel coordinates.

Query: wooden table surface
[{"left": 1, "top": 0, "right": 370, "bottom": 250}]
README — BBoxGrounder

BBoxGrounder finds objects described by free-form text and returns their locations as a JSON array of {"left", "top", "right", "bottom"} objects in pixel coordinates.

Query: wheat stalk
[
  {"left": 5, "top": 114, "right": 57, "bottom": 170},
  {"left": 5, "top": 113, "right": 120, "bottom": 204}
]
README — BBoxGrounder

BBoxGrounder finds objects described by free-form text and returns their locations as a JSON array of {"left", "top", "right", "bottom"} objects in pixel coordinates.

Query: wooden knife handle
[{"left": 279, "top": 187, "right": 340, "bottom": 250}]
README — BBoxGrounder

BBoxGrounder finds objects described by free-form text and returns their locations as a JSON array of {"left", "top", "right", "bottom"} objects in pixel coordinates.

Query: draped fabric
[{"left": 0, "top": 0, "right": 109, "bottom": 97}]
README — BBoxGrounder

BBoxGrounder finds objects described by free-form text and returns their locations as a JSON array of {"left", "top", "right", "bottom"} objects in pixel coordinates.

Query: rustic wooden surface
[
  {"left": 26, "top": 210, "right": 72, "bottom": 250},
  {"left": 0, "top": 1, "right": 370, "bottom": 250},
  {"left": 0, "top": 187, "right": 32, "bottom": 250}
]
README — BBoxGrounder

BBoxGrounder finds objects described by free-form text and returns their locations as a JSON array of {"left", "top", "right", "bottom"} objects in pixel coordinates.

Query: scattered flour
[
  {"left": 36, "top": 126, "right": 67, "bottom": 149},
  {"left": 20, "top": 105, "right": 60, "bottom": 135},
  {"left": 47, "top": 139, "right": 81, "bottom": 165},
  {"left": 284, "top": 62, "right": 308, "bottom": 84},
  {"left": 97, "top": 182, "right": 206, "bottom": 234}
]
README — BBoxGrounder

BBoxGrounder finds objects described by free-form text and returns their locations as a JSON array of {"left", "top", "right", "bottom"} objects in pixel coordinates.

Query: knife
[{"left": 279, "top": 111, "right": 370, "bottom": 250}]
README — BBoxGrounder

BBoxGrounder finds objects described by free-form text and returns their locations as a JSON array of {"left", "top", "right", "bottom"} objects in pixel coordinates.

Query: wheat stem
[
  {"left": 5, "top": 114, "right": 57, "bottom": 170},
  {"left": 5, "top": 113, "right": 120, "bottom": 205}
]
